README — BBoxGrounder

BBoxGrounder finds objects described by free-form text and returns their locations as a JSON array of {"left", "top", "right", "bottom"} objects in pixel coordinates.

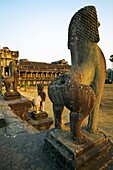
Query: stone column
[
  {"left": 2, "top": 66, "right": 5, "bottom": 76},
  {"left": 31, "top": 72, "right": 32, "bottom": 79},
  {"left": 36, "top": 72, "right": 38, "bottom": 78}
]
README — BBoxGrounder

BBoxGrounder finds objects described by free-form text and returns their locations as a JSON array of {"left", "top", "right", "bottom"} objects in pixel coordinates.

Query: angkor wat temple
[{"left": 0, "top": 47, "right": 70, "bottom": 86}]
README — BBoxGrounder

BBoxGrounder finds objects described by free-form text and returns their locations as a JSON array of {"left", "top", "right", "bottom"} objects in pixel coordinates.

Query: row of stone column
[{"left": 20, "top": 71, "right": 62, "bottom": 79}]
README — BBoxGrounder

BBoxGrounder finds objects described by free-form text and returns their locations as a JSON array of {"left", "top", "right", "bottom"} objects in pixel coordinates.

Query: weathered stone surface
[
  {"left": 5, "top": 122, "right": 25, "bottom": 137},
  {"left": 0, "top": 132, "right": 57, "bottom": 170},
  {"left": 22, "top": 120, "right": 38, "bottom": 134},
  {"left": 3, "top": 110, "right": 18, "bottom": 118},
  {"left": 0, "top": 97, "right": 38, "bottom": 137},
  {"left": 29, "top": 118, "right": 53, "bottom": 131},
  {"left": 31, "top": 111, "right": 48, "bottom": 120},
  {"left": 6, "top": 95, "right": 32, "bottom": 120},
  {"left": 0, "top": 116, "right": 6, "bottom": 127},
  {"left": 5, "top": 117, "right": 20, "bottom": 124},
  {"left": 44, "top": 128, "right": 113, "bottom": 170},
  {"left": 0, "top": 129, "right": 113, "bottom": 170},
  {"left": 0, "top": 127, "right": 5, "bottom": 135},
  {"left": 28, "top": 112, "right": 53, "bottom": 131},
  {"left": 0, "top": 108, "right": 6, "bottom": 127},
  {"left": 4, "top": 91, "right": 21, "bottom": 100},
  {"left": 2, "top": 105, "right": 11, "bottom": 111}
]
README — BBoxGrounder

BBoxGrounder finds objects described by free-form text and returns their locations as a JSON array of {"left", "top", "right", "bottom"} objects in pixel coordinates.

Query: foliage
[{"left": 20, "top": 83, "right": 29, "bottom": 91}]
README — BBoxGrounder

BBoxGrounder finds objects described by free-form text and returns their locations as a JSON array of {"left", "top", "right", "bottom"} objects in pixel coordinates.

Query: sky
[{"left": 0, "top": 0, "right": 113, "bottom": 69}]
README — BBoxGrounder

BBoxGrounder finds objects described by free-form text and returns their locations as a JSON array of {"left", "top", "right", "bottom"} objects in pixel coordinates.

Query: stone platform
[
  {"left": 0, "top": 96, "right": 113, "bottom": 169},
  {"left": 44, "top": 128, "right": 113, "bottom": 170},
  {"left": 4, "top": 91, "right": 21, "bottom": 100},
  {"left": 6, "top": 95, "right": 32, "bottom": 120},
  {"left": 28, "top": 111, "right": 53, "bottom": 131}
]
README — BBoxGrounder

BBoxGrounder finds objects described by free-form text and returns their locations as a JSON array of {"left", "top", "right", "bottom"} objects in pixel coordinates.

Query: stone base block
[
  {"left": 44, "top": 128, "right": 112, "bottom": 170},
  {"left": 4, "top": 91, "right": 21, "bottom": 101},
  {"left": 6, "top": 95, "right": 32, "bottom": 120},
  {"left": 31, "top": 111, "right": 48, "bottom": 120},
  {"left": 28, "top": 111, "right": 53, "bottom": 131}
]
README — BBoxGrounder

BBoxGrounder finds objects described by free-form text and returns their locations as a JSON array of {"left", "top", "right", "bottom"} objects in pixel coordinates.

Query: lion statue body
[
  {"left": 3, "top": 60, "right": 19, "bottom": 93},
  {"left": 32, "top": 84, "right": 46, "bottom": 113},
  {"left": 48, "top": 6, "right": 106, "bottom": 143}
]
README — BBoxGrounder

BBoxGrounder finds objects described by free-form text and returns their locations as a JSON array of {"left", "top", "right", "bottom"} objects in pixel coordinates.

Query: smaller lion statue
[{"left": 32, "top": 84, "right": 46, "bottom": 113}]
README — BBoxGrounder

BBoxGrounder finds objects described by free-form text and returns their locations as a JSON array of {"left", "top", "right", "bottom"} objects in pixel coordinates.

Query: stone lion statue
[
  {"left": 3, "top": 60, "right": 19, "bottom": 93},
  {"left": 48, "top": 6, "right": 106, "bottom": 143},
  {"left": 32, "top": 84, "right": 46, "bottom": 113}
]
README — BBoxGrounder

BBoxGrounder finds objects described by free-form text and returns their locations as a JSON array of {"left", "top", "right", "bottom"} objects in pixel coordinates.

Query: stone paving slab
[
  {"left": 0, "top": 132, "right": 57, "bottom": 170},
  {"left": 0, "top": 130, "right": 113, "bottom": 170}
]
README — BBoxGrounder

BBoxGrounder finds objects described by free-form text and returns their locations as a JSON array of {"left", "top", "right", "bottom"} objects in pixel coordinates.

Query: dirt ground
[{"left": 18, "top": 84, "right": 113, "bottom": 142}]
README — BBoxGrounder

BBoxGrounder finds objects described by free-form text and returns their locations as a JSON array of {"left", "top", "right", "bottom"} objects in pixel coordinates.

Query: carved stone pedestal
[
  {"left": 32, "top": 111, "right": 48, "bottom": 120},
  {"left": 44, "top": 128, "right": 112, "bottom": 170},
  {"left": 28, "top": 111, "right": 53, "bottom": 131},
  {"left": 6, "top": 95, "right": 32, "bottom": 120},
  {"left": 4, "top": 91, "right": 21, "bottom": 101}
]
